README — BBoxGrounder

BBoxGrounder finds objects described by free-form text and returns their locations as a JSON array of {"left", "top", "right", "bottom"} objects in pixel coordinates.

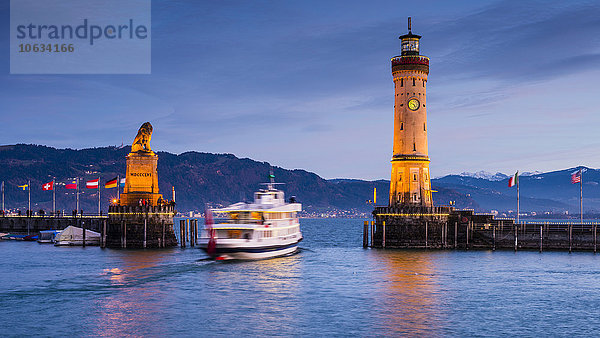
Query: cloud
[
  {"left": 426, "top": 0, "right": 600, "bottom": 84},
  {"left": 1, "top": 0, "right": 599, "bottom": 179}
]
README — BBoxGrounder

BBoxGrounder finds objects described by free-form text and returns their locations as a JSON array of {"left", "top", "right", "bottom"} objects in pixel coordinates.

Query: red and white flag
[
  {"left": 86, "top": 179, "right": 99, "bottom": 189},
  {"left": 571, "top": 170, "right": 582, "bottom": 184},
  {"left": 508, "top": 171, "right": 518, "bottom": 187},
  {"left": 42, "top": 181, "right": 54, "bottom": 191}
]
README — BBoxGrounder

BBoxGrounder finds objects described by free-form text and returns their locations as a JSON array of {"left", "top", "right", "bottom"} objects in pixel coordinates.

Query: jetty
[
  {"left": 366, "top": 207, "right": 599, "bottom": 252},
  {"left": 0, "top": 215, "right": 107, "bottom": 235}
]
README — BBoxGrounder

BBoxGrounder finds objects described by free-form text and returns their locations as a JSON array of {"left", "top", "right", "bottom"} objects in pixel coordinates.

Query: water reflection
[
  {"left": 92, "top": 250, "right": 172, "bottom": 336},
  {"left": 371, "top": 250, "right": 443, "bottom": 335},
  {"left": 203, "top": 254, "right": 303, "bottom": 336}
]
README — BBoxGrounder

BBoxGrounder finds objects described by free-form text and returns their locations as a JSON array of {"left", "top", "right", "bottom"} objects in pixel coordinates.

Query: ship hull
[{"left": 199, "top": 237, "right": 302, "bottom": 260}]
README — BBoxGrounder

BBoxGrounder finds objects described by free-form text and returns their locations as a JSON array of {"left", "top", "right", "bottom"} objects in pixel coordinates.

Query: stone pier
[
  {"left": 104, "top": 122, "right": 178, "bottom": 249},
  {"left": 371, "top": 206, "right": 598, "bottom": 251},
  {"left": 106, "top": 204, "right": 178, "bottom": 248}
]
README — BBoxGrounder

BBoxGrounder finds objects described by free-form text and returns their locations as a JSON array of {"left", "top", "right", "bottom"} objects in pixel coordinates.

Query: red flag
[
  {"left": 205, "top": 206, "right": 217, "bottom": 257},
  {"left": 86, "top": 178, "right": 99, "bottom": 189},
  {"left": 42, "top": 181, "right": 54, "bottom": 191},
  {"left": 571, "top": 170, "right": 582, "bottom": 184},
  {"left": 65, "top": 180, "right": 77, "bottom": 189},
  {"left": 508, "top": 171, "right": 518, "bottom": 187}
]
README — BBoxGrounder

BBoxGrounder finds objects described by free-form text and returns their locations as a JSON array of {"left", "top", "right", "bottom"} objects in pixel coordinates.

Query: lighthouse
[
  {"left": 368, "top": 19, "right": 522, "bottom": 250},
  {"left": 389, "top": 17, "right": 432, "bottom": 207}
]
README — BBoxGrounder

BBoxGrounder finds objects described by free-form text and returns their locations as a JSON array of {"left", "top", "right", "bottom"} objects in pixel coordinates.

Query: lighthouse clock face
[{"left": 408, "top": 98, "right": 420, "bottom": 111}]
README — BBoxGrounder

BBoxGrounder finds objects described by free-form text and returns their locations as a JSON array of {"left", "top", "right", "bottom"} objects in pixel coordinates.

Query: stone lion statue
[{"left": 131, "top": 122, "right": 153, "bottom": 153}]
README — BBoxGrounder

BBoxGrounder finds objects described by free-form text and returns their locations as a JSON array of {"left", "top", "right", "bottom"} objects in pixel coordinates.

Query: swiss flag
[{"left": 42, "top": 181, "right": 54, "bottom": 191}]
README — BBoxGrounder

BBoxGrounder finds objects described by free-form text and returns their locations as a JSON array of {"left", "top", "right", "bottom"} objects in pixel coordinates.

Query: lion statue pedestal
[
  {"left": 120, "top": 153, "right": 161, "bottom": 206},
  {"left": 105, "top": 122, "right": 178, "bottom": 248}
]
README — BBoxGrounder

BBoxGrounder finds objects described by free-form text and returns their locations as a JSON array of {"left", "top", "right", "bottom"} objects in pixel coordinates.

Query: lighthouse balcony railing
[{"left": 391, "top": 55, "right": 429, "bottom": 66}]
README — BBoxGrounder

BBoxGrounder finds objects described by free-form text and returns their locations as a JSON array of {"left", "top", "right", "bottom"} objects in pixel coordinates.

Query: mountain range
[{"left": 0, "top": 144, "right": 595, "bottom": 214}]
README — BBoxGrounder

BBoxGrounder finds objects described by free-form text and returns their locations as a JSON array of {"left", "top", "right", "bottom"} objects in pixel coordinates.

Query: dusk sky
[{"left": 1, "top": 0, "right": 599, "bottom": 180}]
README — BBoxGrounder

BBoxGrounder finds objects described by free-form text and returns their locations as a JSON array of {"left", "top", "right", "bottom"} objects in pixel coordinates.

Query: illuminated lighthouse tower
[{"left": 389, "top": 17, "right": 432, "bottom": 207}]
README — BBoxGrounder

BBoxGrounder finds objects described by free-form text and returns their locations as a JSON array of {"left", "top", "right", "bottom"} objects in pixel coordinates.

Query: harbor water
[{"left": 1, "top": 218, "right": 600, "bottom": 336}]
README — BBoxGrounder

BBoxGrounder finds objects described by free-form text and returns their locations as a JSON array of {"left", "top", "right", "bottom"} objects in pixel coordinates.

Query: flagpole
[
  {"left": 117, "top": 175, "right": 120, "bottom": 201},
  {"left": 1, "top": 180, "right": 4, "bottom": 212},
  {"left": 76, "top": 177, "right": 80, "bottom": 213},
  {"left": 98, "top": 176, "right": 101, "bottom": 216},
  {"left": 28, "top": 179, "right": 31, "bottom": 214},
  {"left": 53, "top": 178, "right": 56, "bottom": 215},
  {"left": 516, "top": 177, "right": 520, "bottom": 224},
  {"left": 580, "top": 169, "right": 583, "bottom": 224}
]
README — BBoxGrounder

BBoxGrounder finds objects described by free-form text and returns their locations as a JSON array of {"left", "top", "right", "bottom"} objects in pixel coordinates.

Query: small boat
[
  {"left": 54, "top": 226, "right": 101, "bottom": 246},
  {"left": 23, "top": 234, "right": 38, "bottom": 241},
  {"left": 38, "top": 230, "right": 62, "bottom": 244},
  {"left": 198, "top": 176, "right": 303, "bottom": 260},
  {"left": 1, "top": 233, "right": 28, "bottom": 240}
]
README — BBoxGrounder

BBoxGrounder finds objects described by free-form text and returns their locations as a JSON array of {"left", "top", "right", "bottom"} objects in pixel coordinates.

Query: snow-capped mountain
[{"left": 458, "top": 171, "right": 509, "bottom": 181}]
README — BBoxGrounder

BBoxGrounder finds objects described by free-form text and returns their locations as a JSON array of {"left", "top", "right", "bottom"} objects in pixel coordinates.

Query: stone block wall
[{"left": 106, "top": 204, "right": 178, "bottom": 248}]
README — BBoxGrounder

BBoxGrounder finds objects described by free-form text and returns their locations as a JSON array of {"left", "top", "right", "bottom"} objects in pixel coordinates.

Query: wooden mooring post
[
  {"left": 466, "top": 222, "right": 469, "bottom": 249},
  {"left": 443, "top": 222, "right": 447, "bottom": 248},
  {"left": 143, "top": 218, "right": 147, "bottom": 248},
  {"left": 441, "top": 222, "right": 446, "bottom": 248},
  {"left": 189, "top": 219, "right": 195, "bottom": 247},
  {"left": 594, "top": 222, "right": 597, "bottom": 254},
  {"left": 514, "top": 223, "right": 518, "bottom": 252},
  {"left": 82, "top": 220, "right": 86, "bottom": 248},
  {"left": 569, "top": 223, "right": 572, "bottom": 253},
  {"left": 454, "top": 222, "right": 457, "bottom": 249},
  {"left": 382, "top": 221, "right": 386, "bottom": 248},
  {"left": 195, "top": 219, "right": 199, "bottom": 245},
  {"left": 101, "top": 219, "right": 107, "bottom": 248},
  {"left": 539, "top": 224, "right": 543, "bottom": 253},
  {"left": 425, "top": 221, "right": 428, "bottom": 248},
  {"left": 371, "top": 221, "right": 375, "bottom": 247},
  {"left": 162, "top": 221, "right": 166, "bottom": 248},
  {"left": 493, "top": 223, "right": 496, "bottom": 251},
  {"left": 180, "top": 219, "right": 186, "bottom": 248},
  {"left": 363, "top": 221, "right": 368, "bottom": 248},
  {"left": 194, "top": 219, "right": 198, "bottom": 245}
]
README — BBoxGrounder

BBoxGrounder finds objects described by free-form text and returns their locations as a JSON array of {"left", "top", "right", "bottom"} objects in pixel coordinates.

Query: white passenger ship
[{"left": 198, "top": 179, "right": 302, "bottom": 260}]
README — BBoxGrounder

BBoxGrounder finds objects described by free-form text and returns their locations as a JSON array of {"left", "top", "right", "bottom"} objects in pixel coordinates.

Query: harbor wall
[
  {"left": 0, "top": 216, "right": 105, "bottom": 234},
  {"left": 371, "top": 206, "right": 598, "bottom": 251},
  {"left": 106, "top": 204, "right": 178, "bottom": 248}
]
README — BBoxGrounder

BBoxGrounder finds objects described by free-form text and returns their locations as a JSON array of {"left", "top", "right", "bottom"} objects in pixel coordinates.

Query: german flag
[{"left": 105, "top": 177, "right": 118, "bottom": 189}]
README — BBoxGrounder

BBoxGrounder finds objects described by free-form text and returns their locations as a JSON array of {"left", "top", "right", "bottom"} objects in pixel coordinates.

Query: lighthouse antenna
[{"left": 408, "top": 17, "right": 411, "bottom": 32}]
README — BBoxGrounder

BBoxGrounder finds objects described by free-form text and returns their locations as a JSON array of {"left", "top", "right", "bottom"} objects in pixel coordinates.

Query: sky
[{"left": 1, "top": 0, "right": 599, "bottom": 180}]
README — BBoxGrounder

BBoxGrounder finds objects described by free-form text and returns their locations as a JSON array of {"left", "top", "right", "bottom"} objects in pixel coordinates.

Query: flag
[
  {"left": 119, "top": 178, "right": 126, "bottom": 187},
  {"left": 205, "top": 206, "right": 216, "bottom": 257},
  {"left": 42, "top": 181, "right": 54, "bottom": 191},
  {"left": 86, "top": 178, "right": 99, "bottom": 189},
  {"left": 572, "top": 170, "right": 582, "bottom": 184},
  {"left": 508, "top": 171, "right": 518, "bottom": 187},
  {"left": 105, "top": 177, "right": 118, "bottom": 189},
  {"left": 18, "top": 184, "right": 29, "bottom": 191},
  {"left": 65, "top": 180, "right": 77, "bottom": 189}
]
